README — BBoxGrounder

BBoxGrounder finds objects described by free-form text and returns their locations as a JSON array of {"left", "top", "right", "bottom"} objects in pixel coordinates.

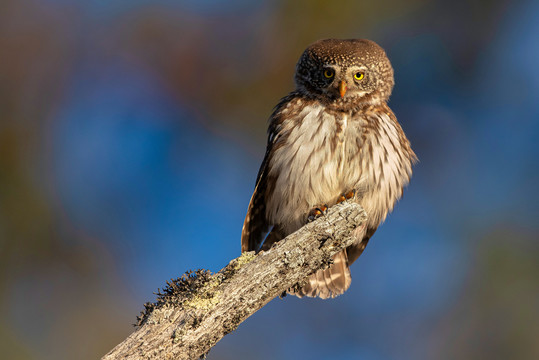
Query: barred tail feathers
[{"left": 289, "top": 250, "right": 351, "bottom": 299}]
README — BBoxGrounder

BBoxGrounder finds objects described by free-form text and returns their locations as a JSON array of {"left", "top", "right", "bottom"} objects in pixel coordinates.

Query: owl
[{"left": 241, "top": 39, "right": 417, "bottom": 299}]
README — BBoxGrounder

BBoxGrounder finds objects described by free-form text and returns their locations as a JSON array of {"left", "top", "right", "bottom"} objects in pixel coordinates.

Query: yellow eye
[
  {"left": 354, "top": 72, "right": 364, "bottom": 81},
  {"left": 323, "top": 69, "right": 334, "bottom": 78}
]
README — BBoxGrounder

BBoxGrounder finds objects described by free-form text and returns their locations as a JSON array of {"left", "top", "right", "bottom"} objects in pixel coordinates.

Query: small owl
[{"left": 241, "top": 39, "right": 417, "bottom": 299}]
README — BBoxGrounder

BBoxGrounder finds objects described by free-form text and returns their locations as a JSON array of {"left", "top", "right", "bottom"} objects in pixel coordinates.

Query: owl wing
[
  {"left": 241, "top": 94, "right": 296, "bottom": 252},
  {"left": 241, "top": 144, "right": 272, "bottom": 252}
]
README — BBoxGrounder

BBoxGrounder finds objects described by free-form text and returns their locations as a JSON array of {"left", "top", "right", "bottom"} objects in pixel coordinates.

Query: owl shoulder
[
  {"left": 267, "top": 91, "right": 319, "bottom": 139},
  {"left": 366, "top": 103, "right": 418, "bottom": 166}
]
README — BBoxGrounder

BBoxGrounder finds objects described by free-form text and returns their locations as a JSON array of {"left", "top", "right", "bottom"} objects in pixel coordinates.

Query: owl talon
[
  {"left": 308, "top": 204, "right": 328, "bottom": 222},
  {"left": 337, "top": 190, "right": 356, "bottom": 204}
]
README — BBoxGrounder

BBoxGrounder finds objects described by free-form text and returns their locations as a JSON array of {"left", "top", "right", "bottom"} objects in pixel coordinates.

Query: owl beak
[{"left": 339, "top": 80, "right": 347, "bottom": 98}]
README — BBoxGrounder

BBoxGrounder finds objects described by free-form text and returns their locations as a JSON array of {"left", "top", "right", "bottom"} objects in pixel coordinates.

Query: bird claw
[
  {"left": 337, "top": 190, "right": 356, "bottom": 204},
  {"left": 308, "top": 204, "right": 328, "bottom": 222}
]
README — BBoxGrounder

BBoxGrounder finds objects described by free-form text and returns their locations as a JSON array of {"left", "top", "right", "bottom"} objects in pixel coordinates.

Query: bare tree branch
[{"left": 102, "top": 202, "right": 366, "bottom": 360}]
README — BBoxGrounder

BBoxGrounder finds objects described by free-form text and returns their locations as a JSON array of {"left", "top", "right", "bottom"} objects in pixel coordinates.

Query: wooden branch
[{"left": 102, "top": 202, "right": 367, "bottom": 360}]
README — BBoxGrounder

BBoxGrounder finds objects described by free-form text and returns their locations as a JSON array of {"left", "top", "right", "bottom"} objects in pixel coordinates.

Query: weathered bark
[{"left": 102, "top": 202, "right": 366, "bottom": 360}]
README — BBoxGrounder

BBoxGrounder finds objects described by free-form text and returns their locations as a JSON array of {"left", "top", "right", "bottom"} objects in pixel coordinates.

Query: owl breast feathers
[{"left": 241, "top": 39, "right": 417, "bottom": 299}]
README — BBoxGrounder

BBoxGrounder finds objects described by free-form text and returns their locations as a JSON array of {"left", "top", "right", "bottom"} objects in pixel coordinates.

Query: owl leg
[
  {"left": 337, "top": 190, "right": 356, "bottom": 204},
  {"left": 307, "top": 204, "right": 328, "bottom": 222}
]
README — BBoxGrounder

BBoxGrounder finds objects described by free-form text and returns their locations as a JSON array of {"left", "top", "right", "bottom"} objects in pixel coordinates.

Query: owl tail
[{"left": 289, "top": 250, "right": 351, "bottom": 299}]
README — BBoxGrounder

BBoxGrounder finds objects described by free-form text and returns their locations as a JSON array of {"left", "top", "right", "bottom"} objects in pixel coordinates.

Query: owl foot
[
  {"left": 307, "top": 204, "right": 328, "bottom": 222},
  {"left": 337, "top": 190, "right": 356, "bottom": 204}
]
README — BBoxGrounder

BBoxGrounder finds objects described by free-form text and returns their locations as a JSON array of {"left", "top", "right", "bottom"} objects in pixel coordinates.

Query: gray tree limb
[{"left": 102, "top": 202, "right": 366, "bottom": 360}]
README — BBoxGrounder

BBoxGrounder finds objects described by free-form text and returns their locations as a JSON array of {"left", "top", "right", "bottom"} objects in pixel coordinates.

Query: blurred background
[{"left": 1, "top": 0, "right": 538, "bottom": 359}]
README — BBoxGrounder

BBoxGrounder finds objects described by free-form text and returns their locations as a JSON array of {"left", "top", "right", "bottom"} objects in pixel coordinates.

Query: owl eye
[
  {"left": 323, "top": 69, "right": 334, "bottom": 78},
  {"left": 354, "top": 72, "right": 364, "bottom": 81}
]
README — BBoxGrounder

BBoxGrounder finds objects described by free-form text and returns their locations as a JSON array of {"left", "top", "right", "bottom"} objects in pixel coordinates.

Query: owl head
[{"left": 294, "top": 39, "right": 394, "bottom": 107}]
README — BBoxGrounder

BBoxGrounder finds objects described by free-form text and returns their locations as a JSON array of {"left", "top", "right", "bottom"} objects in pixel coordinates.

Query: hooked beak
[{"left": 339, "top": 80, "right": 347, "bottom": 98}]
